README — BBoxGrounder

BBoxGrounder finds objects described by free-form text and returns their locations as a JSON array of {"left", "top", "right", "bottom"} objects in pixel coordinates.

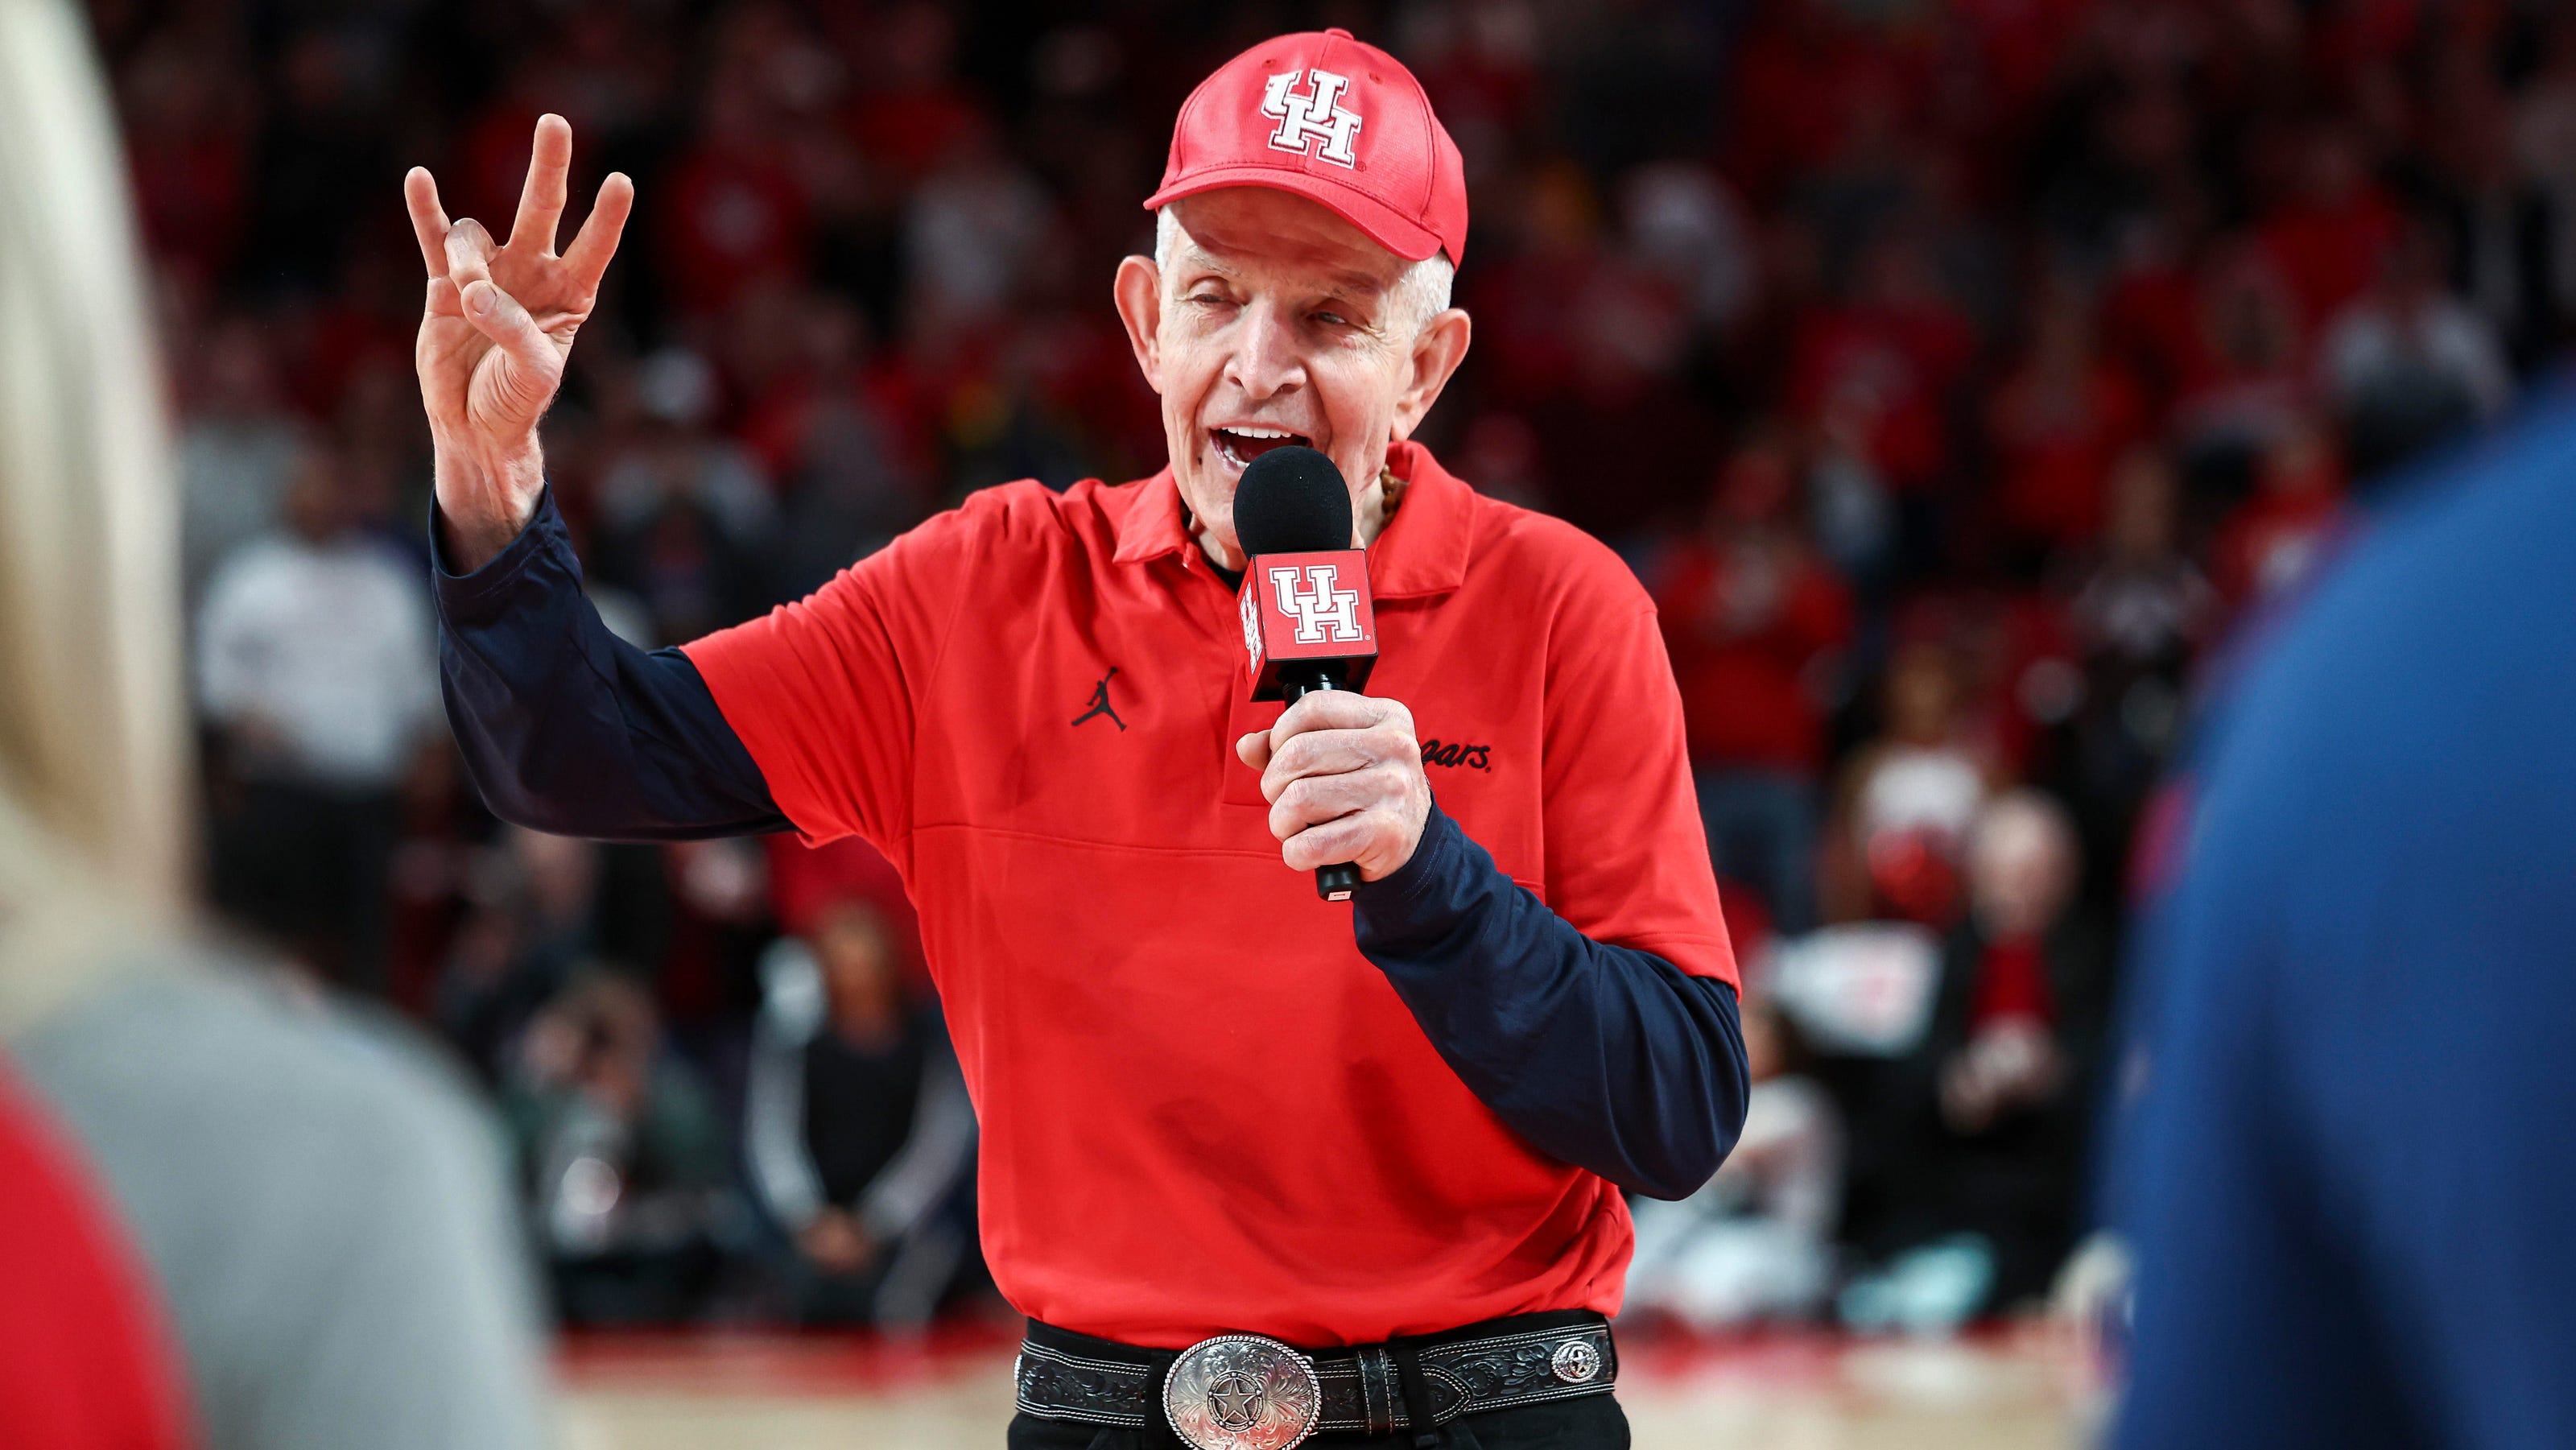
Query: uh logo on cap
[{"left": 1261, "top": 68, "right": 1362, "bottom": 168}]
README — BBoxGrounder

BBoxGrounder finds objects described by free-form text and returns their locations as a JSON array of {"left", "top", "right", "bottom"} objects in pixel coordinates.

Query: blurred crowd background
[{"left": 93, "top": 0, "right": 2576, "bottom": 1336}]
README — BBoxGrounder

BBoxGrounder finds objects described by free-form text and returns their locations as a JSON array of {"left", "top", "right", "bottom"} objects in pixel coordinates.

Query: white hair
[{"left": 1156, "top": 206, "right": 1455, "bottom": 341}]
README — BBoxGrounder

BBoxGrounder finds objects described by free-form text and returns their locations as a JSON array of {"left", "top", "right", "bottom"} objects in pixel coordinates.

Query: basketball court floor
[{"left": 558, "top": 1324, "right": 2095, "bottom": 1450}]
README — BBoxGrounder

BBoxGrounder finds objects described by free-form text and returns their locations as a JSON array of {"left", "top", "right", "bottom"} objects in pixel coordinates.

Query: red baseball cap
[{"left": 1145, "top": 28, "right": 1468, "bottom": 266}]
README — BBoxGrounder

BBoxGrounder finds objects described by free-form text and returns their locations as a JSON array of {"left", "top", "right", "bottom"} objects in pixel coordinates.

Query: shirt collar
[
  {"left": 1108, "top": 440, "right": 1475, "bottom": 598},
  {"left": 1110, "top": 463, "right": 1193, "bottom": 566}
]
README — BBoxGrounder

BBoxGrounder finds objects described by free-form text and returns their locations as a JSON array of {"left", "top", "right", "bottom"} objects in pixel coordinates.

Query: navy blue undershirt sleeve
[
  {"left": 432, "top": 489, "right": 789, "bottom": 841},
  {"left": 1352, "top": 801, "right": 1750, "bottom": 1200}
]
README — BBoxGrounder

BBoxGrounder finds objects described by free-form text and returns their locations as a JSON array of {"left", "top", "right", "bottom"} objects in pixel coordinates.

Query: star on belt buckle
[{"left": 1163, "top": 1334, "right": 1323, "bottom": 1450}]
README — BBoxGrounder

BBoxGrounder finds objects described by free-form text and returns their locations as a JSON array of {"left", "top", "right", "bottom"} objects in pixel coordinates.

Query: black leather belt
[{"left": 1014, "top": 1311, "right": 1616, "bottom": 1450}]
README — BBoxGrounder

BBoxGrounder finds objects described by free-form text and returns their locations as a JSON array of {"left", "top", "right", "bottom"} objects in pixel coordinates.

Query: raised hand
[{"left": 404, "top": 114, "right": 632, "bottom": 569}]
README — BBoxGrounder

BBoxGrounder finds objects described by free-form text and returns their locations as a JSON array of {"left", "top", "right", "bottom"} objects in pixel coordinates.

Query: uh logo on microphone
[
  {"left": 1272, "top": 564, "right": 1364, "bottom": 643},
  {"left": 1240, "top": 550, "right": 1378, "bottom": 701}
]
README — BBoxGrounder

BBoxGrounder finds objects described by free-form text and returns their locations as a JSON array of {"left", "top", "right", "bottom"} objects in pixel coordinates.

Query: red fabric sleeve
[
  {"left": 1540, "top": 549, "right": 1740, "bottom": 988},
  {"left": 0, "top": 1068, "right": 196, "bottom": 1450},
  {"left": 681, "top": 498, "right": 989, "bottom": 861}
]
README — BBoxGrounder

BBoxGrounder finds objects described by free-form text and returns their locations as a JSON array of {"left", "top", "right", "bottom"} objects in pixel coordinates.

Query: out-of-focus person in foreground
[
  {"left": 0, "top": 2, "right": 549, "bottom": 1448},
  {"left": 2112, "top": 386, "right": 2576, "bottom": 1446}
]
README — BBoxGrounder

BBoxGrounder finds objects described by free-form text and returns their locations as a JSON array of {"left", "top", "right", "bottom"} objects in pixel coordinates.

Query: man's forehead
[{"left": 1170, "top": 190, "right": 1404, "bottom": 292}]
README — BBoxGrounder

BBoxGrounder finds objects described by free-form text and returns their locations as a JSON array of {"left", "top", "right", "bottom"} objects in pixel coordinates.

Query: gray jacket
[{"left": 8, "top": 956, "right": 550, "bottom": 1450}]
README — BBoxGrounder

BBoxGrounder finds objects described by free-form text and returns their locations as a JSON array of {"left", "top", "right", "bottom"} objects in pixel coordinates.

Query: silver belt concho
[{"left": 1163, "top": 1333, "right": 1323, "bottom": 1450}]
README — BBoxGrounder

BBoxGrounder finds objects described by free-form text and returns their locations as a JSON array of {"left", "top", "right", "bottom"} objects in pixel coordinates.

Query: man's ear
[
  {"left": 1113, "top": 254, "right": 1164, "bottom": 394},
  {"left": 1389, "top": 308, "right": 1472, "bottom": 444}
]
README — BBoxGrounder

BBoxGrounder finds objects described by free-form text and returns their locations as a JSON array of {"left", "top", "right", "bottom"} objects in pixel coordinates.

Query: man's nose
[{"left": 1223, "top": 300, "right": 1307, "bottom": 402}]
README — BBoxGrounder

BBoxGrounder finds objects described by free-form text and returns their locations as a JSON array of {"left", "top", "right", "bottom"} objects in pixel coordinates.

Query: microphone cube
[{"left": 1240, "top": 548, "right": 1379, "bottom": 700}]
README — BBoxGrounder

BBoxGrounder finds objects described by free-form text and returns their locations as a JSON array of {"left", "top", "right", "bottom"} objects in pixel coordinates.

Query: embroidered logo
[
  {"left": 1261, "top": 69, "right": 1363, "bottom": 168},
  {"left": 1418, "top": 738, "right": 1490, "bottom": 771},
  {"left": 1071, "top": 667, "right": 1127, "bottom": 731},
  {"left": 1266, "top": 563, "right": 1364, "bottom": 644}
]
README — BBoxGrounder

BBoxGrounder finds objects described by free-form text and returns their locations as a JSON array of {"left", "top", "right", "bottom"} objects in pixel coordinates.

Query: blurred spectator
[
  {"left": 1984, "top": 280, "right": 2150, "bottom": 558},
  {"left": 592, "top": 348, "right": 779, "bottom": 643},
  {"left": 506, "top": 970, "right": 733, "bottom": 1325},
  {"left": 197, "top": 443, "right": 440, "bottom": 994},
  {"left": 1786, "top": 234, "right": 1976, "bottom": 504},
  {"left": 2211, "top": 420, "right": 2350, "bottom": 609},
  {"left": 902, "top": 116, "right": 1052, "bottom": 337},
  {"left": 738, "top": 294, "right": 929, "bottom": 597},
  {"left": 177, "top": 316, "right": 305, "bottom": 606},
  {"left": 1825, "top": 640, "right": 1995, "bottom": 927},
  {"left": 1865, "top": 790, "right": 2107, "bottom": 1316},
  {"left": 1450, "top": 409, "right": 1550, "bottom": 513},
  {"left": 2070, "top": 451, "right": 2218, "bottom": 671},
  {"left": 2321, "top": 221, "right": 2515, "bottom": 479},
  {"left": 118, "top": 28, "right": 253, "bottom": 295},
  {"left": 1654, "top": 434, "right": 1855, "bottom": 934},
  {"left": 2429, "top": 52, "right": 2564, "bottom": 371},
  {"left": 437, "top": 828, "right": 606, "bottom": 1084},
  {"left": 1620, "top": 161, "right": 1761, "bottom": 339},
  {"left": 1624, "top": 997, "right": 1840, "bottom": 1328},
  {"left": 2256, "top": 120, "right": 2403, "bottom": 337},
  {"left": 840, "top": 2, "right": 979, "bottom": 190},
  {"left": 655, "top": 70, "right": 812, "bottom": 320},
  {"left": 2170, "top": 238, "right": 2314, "bottom": 467},
  {"left": 2065, "top": 451, "right": 2216, "bottom": 874},
  {"left": 764, "top": 832, "right": 922, "bottom": 982},
  {"left": 745, "top": 900, "right": 976, "bottom": 1329},
  {"left": 243, "top": 28, "right": 390, "bottom": 296}
]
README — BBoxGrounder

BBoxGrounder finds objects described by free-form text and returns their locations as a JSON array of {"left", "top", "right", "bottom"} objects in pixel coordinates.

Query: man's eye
[
  {"left": 1191, "top": 293, "right": 1232, "bottom": 309},
  {"left": 1314, "top": 311, "right": 1350, "bottom": 327}
]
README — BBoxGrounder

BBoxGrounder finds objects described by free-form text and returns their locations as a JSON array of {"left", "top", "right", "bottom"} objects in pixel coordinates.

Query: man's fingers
[
  {"left": 510, "top": 114, "right": 574, "bottom": 253},
  {"left": 562, "top": 172, "right": 635, "bottom": 294},
  {"left": 1267, "top": 689, "right": 1386, "bottom": 750},
  {"left": 458, "top": 279, "right": 560, "bottom": 406},
  {"left": 1282, "top": 815, "right": 1375, "bottom": 874},
  {"left": 405, "top": 167, "right": 452, "bottom": 278},
  {"left": 444, "top": 217, "right": 498, "bottom": 290},
  {"left": 1269, "top": 774, "right": 1376, "bottom": 844},
  {"left": 424, "top": 275, "right": 463, "bottom": 320},
  {"left": 1260, "top": 730, "right": 1381, "bottom": 803}
]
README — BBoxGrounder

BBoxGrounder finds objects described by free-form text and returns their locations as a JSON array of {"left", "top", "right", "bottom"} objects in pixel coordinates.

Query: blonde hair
[
  {"left": 1155, "top": 205, "right": 1455, "bottom": 341},
  {"left": 0, "top": 0, "right": 188, "bottom": 924}
]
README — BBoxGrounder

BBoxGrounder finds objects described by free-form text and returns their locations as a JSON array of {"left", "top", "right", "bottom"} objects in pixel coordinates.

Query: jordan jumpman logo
[{"left": 1071, "top": 667, "right": 1126, "bottom": 731}]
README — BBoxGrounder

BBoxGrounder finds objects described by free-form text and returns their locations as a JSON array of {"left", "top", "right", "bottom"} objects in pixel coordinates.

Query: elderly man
[{"left": 409, "top": 29, "right": 1745, "bottom": 1450}]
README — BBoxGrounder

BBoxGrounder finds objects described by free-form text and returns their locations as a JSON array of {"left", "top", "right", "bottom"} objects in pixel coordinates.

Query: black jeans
[{"left": 1006, "top": 1394, "right": 1631, "bottom": 1450}]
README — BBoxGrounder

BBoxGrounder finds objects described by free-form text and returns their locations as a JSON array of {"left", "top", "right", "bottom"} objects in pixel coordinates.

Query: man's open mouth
[{"left": 1209, "top": 426, "right": 1312, "bottom": 473}]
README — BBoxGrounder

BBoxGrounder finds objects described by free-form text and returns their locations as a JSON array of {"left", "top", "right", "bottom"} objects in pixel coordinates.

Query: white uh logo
[
  {"left": 1269, "top": 564, "right": 1364, "bottom": 644},
  {"left": 1261, "top": 68, "right": 1362, "bottom": 168}
]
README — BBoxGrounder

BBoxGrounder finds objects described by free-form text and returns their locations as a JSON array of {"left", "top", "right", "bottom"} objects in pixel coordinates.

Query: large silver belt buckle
[{"left": 1162, "top": 1333, "right": 1323, "bottom": 1450}]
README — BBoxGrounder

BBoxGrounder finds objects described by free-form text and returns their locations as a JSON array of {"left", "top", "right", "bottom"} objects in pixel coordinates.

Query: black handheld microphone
[{"left": 1233, "top": 446, "right": 1381, "bottom": 902}]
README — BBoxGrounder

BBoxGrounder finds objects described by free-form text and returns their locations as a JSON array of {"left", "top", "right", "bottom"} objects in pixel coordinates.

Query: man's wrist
[
  {"left": 431, "top": 436, "right": 547, "bottom": 570},
  {"left": 1356, "top": 799, "right": 1469, "bottom": 920}
]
